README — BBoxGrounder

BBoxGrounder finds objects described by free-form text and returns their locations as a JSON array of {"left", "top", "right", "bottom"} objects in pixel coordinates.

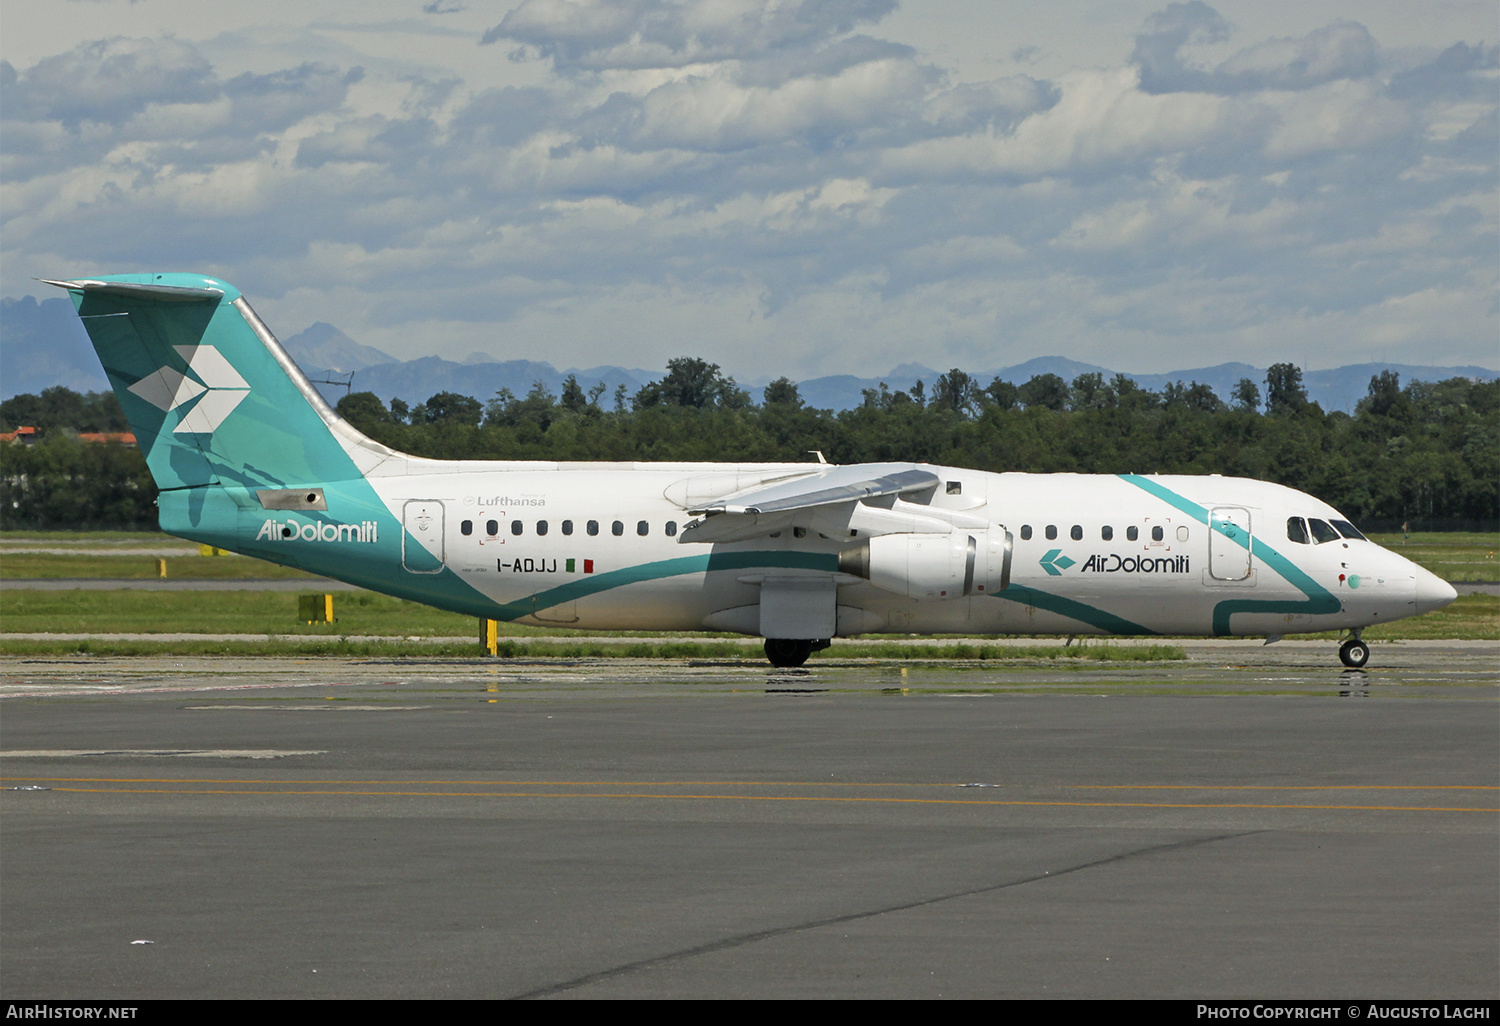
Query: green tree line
[{"left": 3, "top": 364, "right": 1495, "bottom": 529}]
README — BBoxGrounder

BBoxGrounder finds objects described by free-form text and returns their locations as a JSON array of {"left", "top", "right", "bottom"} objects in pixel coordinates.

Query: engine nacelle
[{"left": 839, "top": 528, "right": 1012, "bottom": 600}]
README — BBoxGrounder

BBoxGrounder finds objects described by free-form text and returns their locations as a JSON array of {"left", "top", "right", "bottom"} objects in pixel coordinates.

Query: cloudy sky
[{"left": 2, "top": 0, "right": 1495, "bottom": 380}]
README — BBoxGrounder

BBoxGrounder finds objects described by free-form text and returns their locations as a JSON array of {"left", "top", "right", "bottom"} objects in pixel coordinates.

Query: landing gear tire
[
  {"left": 1339, "top": 638, "right": 1370, "bottom": 668},
  {"left": 764, "top": 638, "right": 815, "bottom": 668}
]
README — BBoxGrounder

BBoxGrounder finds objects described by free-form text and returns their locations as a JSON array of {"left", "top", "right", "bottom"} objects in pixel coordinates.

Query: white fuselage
[
  {"left": 55, "top": 274, "right": 1455, "bottom": 658},
  {"left": 333, "top": 463, "right": 1451, "bottom": 639}
]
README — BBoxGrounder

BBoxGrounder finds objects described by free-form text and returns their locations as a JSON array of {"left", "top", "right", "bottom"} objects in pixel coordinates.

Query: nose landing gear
[{"left": 1338, "top": 634, "right": 1370, "bottom": 668}]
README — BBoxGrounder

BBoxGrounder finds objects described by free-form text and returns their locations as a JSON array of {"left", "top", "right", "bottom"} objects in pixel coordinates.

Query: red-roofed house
[{"left": 76, "top": 432, "right": 138, "bottom": 447}]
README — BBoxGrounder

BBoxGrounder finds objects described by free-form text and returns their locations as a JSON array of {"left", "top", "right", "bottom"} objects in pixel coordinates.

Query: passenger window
[
  {"left": 461, "top": 519, "right": 473, "bottom": 536},
  {"left": 1101, "top": 525, "right": 1113, "bottom": 542},
  {"left": 1020, "top": 525, "right": 1032, "bottom": 541},
  {"left": 793, "top": 527, "right": 807, "bottom": 539},
  {"left": 511, "top": 520, "right": 523, "bottom": 536},
  {"left": 665, "top": 522, "right": 677, "bottom": 537},
  {"left": 486, "top": 520, "right": 498, "bottom": 537},
  {"left": 637, "top": 520, "right": 649, "bottom": 536},
  {"left": 1151, "top": 526, "right": 1164, "bottom": 542},
  {"left": 1126, "top": 526, "right": 1139, "bottom": 541},
  {"left": 562, "top": 520, "right": 573, "bottom": 536},
  {"left": 1331, "top": 519, "right": 1366, "bottom": 541},
  {"left": 1309, "top": 518, "right": 1340, "bottom": 544},
  {"left": 1176, "top": 526, "right": 1189, "bottom": 542},
  {"left": 946, "top": 481, "right": 962, "bottom": 495},
  {"left": 612, "top": 521, "right": 624, "bottom": 537},
  {"left": 1070, "top": 525, "right": 1082, "bottom": 541},
  {"left": 536, "top": 520, "right": 548, "bottom": 537},
  {"left": 1045, "top": 525, "right": 1057, "bottom": 541},
  {"left": 587, "top": 520, "right": 599, "bottom": 536},
  {"left": 1286, "top": 517, "right": 1309, "bottom": 544}
]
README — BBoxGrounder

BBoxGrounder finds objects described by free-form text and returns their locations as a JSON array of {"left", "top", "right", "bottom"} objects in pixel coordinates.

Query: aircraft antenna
[{"left": 308, "top": 370, "right": 356, "bottom": 396}]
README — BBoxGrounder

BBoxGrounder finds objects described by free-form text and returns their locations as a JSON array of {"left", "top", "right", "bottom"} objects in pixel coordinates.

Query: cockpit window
[
  {"left": 1286, "top": 517, "right": 1309, "bottom": 544},
  {"left": 1331, "top": 519, "right": 1366, "bottom": 541},
  {"left": 1308, "top": 518, "right": 1340, "bottom": 544}
]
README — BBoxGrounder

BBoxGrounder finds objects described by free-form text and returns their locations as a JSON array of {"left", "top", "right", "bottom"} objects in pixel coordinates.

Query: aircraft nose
[{"left": 1414, "top": 569, "right": 1458, "bottom": 615}]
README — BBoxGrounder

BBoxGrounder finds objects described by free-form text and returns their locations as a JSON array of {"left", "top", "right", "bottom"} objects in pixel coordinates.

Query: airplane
[{"left": 43, "top": 273, "right": 1458, "bottom": 668}]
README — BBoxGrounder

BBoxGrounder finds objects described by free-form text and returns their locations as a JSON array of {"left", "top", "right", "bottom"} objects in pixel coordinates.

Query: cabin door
[{"left": 1208, "top": 506, "right": 1252, "bottom": 581}]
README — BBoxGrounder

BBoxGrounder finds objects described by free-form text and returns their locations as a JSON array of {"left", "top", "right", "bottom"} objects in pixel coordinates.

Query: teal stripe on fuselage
[
  {"left": 991, "top": 585, "right": 1156, "bottom": 635},
  {"left": 493, "top": 550, "right": 1156, "bottom": 634},
  {"left": 1117, "top": 474, "right": 1340, "bottom": 634},
  {"left": 491, "top": 550, "right": 839, "bottom": 622}
]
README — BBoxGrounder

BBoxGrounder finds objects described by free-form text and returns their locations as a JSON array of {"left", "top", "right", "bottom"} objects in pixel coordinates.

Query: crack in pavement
[{"left": 511, "top": 829, "right": 1265, "bottom": 999}]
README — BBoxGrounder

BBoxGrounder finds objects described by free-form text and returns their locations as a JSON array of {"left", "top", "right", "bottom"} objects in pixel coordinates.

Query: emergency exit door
[{"left": 402, "top": 499, "right": 445, "bottom": 573}]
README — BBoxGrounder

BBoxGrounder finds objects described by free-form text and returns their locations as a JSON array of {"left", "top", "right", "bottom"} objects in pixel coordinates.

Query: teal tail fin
[
  {"left": 43, "top": 274, "right": 391, "bottom": 494},
  {"left": 45, "top": 275, "right": 489, "bottom": 605}
]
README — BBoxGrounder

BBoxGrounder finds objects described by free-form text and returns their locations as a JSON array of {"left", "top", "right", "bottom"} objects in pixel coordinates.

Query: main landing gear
[
  {"left": 1338, "top": 633, "right": 1370, "bottom": 668},
  {"left": 763, "top": 638, "right": 831, "bottom": 668}
]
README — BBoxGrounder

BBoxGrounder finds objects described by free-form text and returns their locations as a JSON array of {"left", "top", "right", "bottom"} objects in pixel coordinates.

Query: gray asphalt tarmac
[{"left": 1, "top": 650, "right": 1495, "bottom": 999}]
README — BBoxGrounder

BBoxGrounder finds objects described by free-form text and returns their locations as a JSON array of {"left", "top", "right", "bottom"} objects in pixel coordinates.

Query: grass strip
[
  {"left": 0, "top": 589, "right": 507, "bottom": 636},
  {"left": 1, "top": 589, "right": 1492, "bottom": 644},
  {"left": 1365, "top": 532, "right": 1500, "bottom": 582},
  {"left": 0, "top": 530, "right": 167, "bottom": 542},
  {"left": 1298, "top": 594, "right": 1497, "bottom": 641},
  {"left": 0, "top": 552, "right": 324, "bottom": 580}
]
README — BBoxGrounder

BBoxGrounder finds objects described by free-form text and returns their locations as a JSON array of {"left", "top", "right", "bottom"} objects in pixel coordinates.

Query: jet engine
[{"left": 838, "top": 528, "right": 1012, "bottom": 599}]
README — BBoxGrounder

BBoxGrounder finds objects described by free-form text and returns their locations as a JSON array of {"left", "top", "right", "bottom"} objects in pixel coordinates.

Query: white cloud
[
  {"left": 625, "top": 55, "right": 931, "bottom": 151},
  {"left": 882, "top": 67, "right": 1235, "bottom": 180},
  {"left": 1213, "top": 20, "right": 1378, "bottom": 90},
  {"left": 484, "top": 0, "right": 899, "bottom": 71},
  {"left": 4, "top": 36, "right": 218, "bottom": 126},
  {"left": 1131, "top": 3, "right": 1382, "bottom": 95},
  {"left": 1260, "top": 79, "right": 1412, "bottom": 160}
]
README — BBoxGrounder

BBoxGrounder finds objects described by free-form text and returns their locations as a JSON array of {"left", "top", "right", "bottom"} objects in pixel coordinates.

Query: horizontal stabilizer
[{"left": 39, "top": 278, "right": 224, "bottom": 302}]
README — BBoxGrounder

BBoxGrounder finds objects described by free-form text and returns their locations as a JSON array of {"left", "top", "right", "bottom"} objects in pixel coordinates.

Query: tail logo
[{"left": 127, "top": 345, "right": 250, "bottom": 434}]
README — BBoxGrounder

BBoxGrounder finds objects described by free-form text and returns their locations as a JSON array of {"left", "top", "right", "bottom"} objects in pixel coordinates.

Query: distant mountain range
[
  {"left": 3, "top": 293, "right": 1495, "bottom": 415},
  {"left": 281, "top": 321, "right": 658, "bottom": 410},
  {"left": 1, "top": 296, "right": 124, "bottom": 396}
]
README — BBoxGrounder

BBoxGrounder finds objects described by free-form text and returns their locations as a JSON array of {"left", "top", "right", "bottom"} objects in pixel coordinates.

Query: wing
[
  {"left": 678, "top": 463, "right": 989, "bottom": 544},
  {"left": 688, "top": 463, "right": 940, "bottom": 515}
]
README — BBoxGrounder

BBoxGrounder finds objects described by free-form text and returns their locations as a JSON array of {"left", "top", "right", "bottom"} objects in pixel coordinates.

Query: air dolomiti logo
[
  {"left": 1081, "top": 553, "right": 1190, "bottom": 573},
  {"left": 1040, "top": 549, "right": 1191, "bottom": 575},
  {"left": 1038, "top": 549, "right": 1075, "bottom": 576},
  {"left": 256, "top": 519, "right": 378, "bottom": 543},
  {"left": 127, "top": 345, "right": 249, "bottom": 433}
]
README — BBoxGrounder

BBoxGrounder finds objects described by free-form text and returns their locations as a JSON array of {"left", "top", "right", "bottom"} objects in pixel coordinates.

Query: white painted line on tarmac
[
  {"left": 182, "top": 704, "right": 431, "bottom": 711},
  {"left": 1, "top": 749, "right": 326, "bottom": 759}
]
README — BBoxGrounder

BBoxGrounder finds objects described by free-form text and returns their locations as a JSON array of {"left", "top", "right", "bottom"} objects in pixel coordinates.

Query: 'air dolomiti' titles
[
  {"left": 1080, "top": 553, "right": 1190, "bottom": 574},
  {"left": 255, "top": 519, "right": 378, "bottom": 543}
]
